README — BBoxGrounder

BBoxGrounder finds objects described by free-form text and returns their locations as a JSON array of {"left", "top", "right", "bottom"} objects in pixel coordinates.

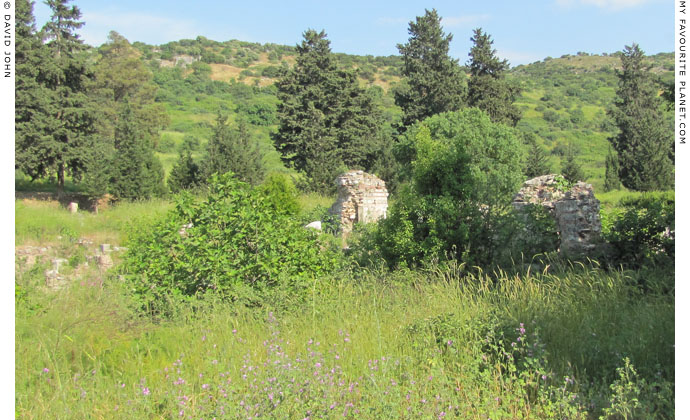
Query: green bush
[
  {"left": 603, "top": 192, "right": 674, "bottom": 271},
  {"left": 363, "top": 109, "right": 526, "bottom": 268},
  {"left": 257, "top": 172, "right": 300, "bottom": 216},
  {"left": 122, "top": 174, "right": 340, "bottom": 314}
]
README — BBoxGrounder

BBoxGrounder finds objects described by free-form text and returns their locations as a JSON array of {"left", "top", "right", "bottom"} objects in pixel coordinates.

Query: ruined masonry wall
[
  {"left": 512, "top": 174, "right": 602, "bottom": 255},
  {"left": 329, "top": 171, "right": 389, "bottom": 234}
]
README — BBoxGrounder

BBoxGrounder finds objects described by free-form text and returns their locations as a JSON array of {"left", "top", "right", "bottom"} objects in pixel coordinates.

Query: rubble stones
[
  {"left": 512, "top": 174, "right": 602, "bottom": 255},
  {"left": 97, "top": 254, "right": 114, "bottom": 271},
  {"left": 329, "top": 170, "right": 389, "bottom": 234}
]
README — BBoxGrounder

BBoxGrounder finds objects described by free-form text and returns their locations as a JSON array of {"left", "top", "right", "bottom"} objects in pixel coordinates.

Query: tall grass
[
  {"left": 15, "top": 199, "right": 173, "bottom": 246},
  {"left": 16, "top": 258, "right": 673, "bottom": 419}
]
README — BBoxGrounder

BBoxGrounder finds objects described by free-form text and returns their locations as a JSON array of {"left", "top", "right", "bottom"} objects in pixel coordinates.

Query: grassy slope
[
  {"left": 510, "top": 52, "right": 673, "bottom": 192},
  {"left": 16, "top": 236, "right": 673, "bottom": 418},
  {"left": 141, "top": 38, "right": 672, "bottom": 194}
]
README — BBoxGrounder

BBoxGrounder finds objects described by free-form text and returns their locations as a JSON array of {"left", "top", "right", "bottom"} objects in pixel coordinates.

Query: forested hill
[{"left": 131, "top": 37, "right": 673, "bottom": 192}]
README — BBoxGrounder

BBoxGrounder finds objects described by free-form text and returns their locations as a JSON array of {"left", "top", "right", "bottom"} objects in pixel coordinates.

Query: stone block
[
  {"left": 513, "top": 174, "right": 601, "bottom": 255},
  {"left": 329, "top": 171, "right": 389, "bottom": 234}
]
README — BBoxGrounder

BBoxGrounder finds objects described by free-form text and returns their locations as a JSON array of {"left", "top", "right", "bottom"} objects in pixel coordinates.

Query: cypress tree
[
  {"left": 561, "top": 144, "right": 584, "bottom": 184},
  {"left": 608, "top": 43, "right": 673, "bottom": 191},
  {"left": 467, "top": 28, "right": 521, "bottom": 127},
  {"left": 109, "top": 103, "right": 166, "bottom": 200},
  {"left": 168, "top": 149, "right": 201, "bottom": 193},
  {"left": 604, "top": 146, "right": 621, "bottom": 192},
  {"left": 204, "top": 114, "right": 265, "bottom": 186},
  {"left": 523, "top": 133, "right": 551, "bottom": 178},
  {"left": 395, "top": 9, "right": 466, "bottom": 130},
  {"left": 274, "top": 29, "right": 382, "bottom": 192}
]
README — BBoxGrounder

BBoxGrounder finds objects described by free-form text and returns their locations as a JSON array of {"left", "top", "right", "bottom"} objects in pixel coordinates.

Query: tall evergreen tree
[
  {"left": 168, "top": 149, "right": 201, "bottom": 193},
  {"left": 18, "top": 0, "right": 97, "bottom": 193},
  {"left": 608, "top": 43, "right": 673, "bottom": 191},
  {"left": 109, "top": 103, "right": 166, "bottom": 200},
  {"left": 561, "top": 144, "right": 584, "bottom": 184},
  {"left": 93, "top": 31, "right": 168, "bottom": 143},
  {"left": 523, "top": 133, "right": 551, "bottom": 178},
  {"left": 15, "top": 0, "right": 53, "bottom": 181},
  {"left": 395, "top": 9, "right": 466, "bottom": 130},
  {"left": 273, "top": 29, "right": 383, "bottom": 192},
  {"left": 604, "top": 146, "right": 621, "bottom": 192},
  {"left": 467, "top": 28, "right": 521, "bottom": 127},
  {"left": 204, "top": 114, "right": 265, "bottom": 186}
]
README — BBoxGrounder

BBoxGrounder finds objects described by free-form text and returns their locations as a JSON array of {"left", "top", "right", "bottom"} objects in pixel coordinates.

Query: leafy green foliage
[
  {"left": 122, "top": 174, "right": 339, "bottom": 314},
  {"left": 603, "top": 192, "right": 674, "bottom": 273},
  {"left": 366, "top": 109, "right": 525, "bottom": 268},
  {"left": 395, "top": 9, "right": 466, "bottom": 130},
  {"left": 601, "top": 358, "right": 674, "bottom": 420},
  {"left": 467, "top": 28, "right": 521, "bottom": 126},
  {"left": 608, "top": 44, "right": 673, "bottom": 191}
]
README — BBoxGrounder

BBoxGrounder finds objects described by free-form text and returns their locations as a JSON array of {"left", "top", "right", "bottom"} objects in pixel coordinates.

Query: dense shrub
[
  {"left": 122, "top": 174, "right": 340, "bottom": 314},
  {"left": 361, "top": 109, "right": 526, "bottom": 268},
  {"left": 603, "top": 192, "right": 674, "bottom": 271},
  {"left": 257, "top": 172, "right": 300, "bottom": 216}
]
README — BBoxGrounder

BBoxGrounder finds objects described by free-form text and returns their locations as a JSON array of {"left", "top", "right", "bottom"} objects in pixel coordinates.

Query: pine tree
[
  {"left": 523, "top": 133, "right": 551, "bottom": 178},
  {"left": 467, "top": 28, "right": 521, "bottom": 127},
  {"left": 19, "top": 0, "right": 98, "bottom": 193},
  {"left": 204, "top": 114, "right": 265, "bottom": 186},
  {"left": 608, "top": 43, "right": 673, "bottom": 191},
  {"left": 561, "top": 144, "right": 584, "bottom": 184},
  {"left": 395, "top": 9, "right": 466, "bottom": 130},
  {"left": 168, "top": 149, "right": 201, "bottom": 193},
  {"left": 109, "top": 103, "right": 166, "bottom": 200},
  {"left": 15, "top": 0, "right": 53, "bottom": 181},
  {"left": 273, "top": 29, "right": 383, "bottom": 192},
  {"left": 604, "top": 146, "right": 621, "bottom": 192}
]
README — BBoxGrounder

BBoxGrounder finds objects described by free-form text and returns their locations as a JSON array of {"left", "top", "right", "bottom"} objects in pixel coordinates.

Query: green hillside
[{"left": 132, "top": 37, "right": 673, "bottom": 191}]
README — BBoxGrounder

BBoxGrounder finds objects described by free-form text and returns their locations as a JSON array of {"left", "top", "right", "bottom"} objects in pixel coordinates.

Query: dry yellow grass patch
[{"left": 209, "top": 63, "right": 244, "bottom": 82}]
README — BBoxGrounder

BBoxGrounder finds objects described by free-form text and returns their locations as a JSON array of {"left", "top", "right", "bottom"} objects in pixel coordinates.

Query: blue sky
[{"left": 32, "top": 0, "right": 672, "bottom": 66}]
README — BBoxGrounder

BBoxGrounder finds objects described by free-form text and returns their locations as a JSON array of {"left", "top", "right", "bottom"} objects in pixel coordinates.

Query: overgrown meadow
[{"left": 15, "top": 186, "right": 674, "bottom": 420}]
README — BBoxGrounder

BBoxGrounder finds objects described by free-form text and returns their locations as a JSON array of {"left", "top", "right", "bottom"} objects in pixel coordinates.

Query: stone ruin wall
[
  {"left": 512, "top": 174, "right": 602, "bottom": 255},
  {"left": 329, "top": 171, "right": 389, "bottom": 234}
]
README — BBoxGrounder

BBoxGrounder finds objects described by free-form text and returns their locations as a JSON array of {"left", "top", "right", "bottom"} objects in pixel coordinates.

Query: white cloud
[
  {"left": 79, "top": 10, "right": 200, "bottom": 46},
  {"left": 556, "top": 0, "right": 654, "bottom": 10},
  {"left": 441, "top": 14, "right": 491, "bottom": 28}
]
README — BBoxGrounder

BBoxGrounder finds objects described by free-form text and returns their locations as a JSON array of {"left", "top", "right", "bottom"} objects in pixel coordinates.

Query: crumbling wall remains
[
  {"left": 512, "top": 174, "right": 602, "bottom": 255},
  {"left": 329, "top": 170, "right": 389, "bottom": 234}
]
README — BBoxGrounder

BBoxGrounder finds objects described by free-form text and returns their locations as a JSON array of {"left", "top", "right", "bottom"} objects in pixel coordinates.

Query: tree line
[{"left": 15, "top": 2, "right": 673, "bottom": 202}]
